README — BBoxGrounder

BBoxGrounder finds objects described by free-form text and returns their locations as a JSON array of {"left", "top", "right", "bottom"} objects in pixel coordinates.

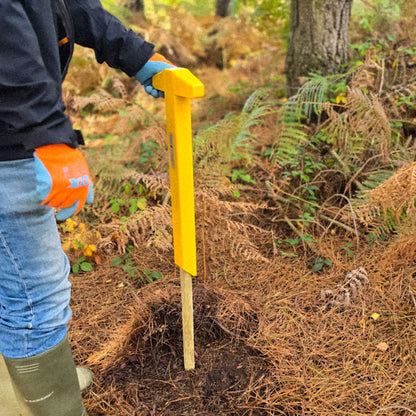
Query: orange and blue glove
[
  {"left": 135, "top": 52, "right": 176, "bottom": 98},
  {"left": 34, "top": 144, "right": 94, "bottom": 221}
]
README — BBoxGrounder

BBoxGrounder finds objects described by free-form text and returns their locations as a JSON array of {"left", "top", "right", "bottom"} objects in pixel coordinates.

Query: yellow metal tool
[{"left": 153, "top": 68, "right": 204, "bottom": 370}]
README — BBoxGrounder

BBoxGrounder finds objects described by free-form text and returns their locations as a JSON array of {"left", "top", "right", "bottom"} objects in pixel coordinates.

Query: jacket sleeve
[
  {"left": 66, "top": 0, "right": 155, "bottom": 76},
  {"left": 0, "top": 0, "right": 76, "bottom": 150}
]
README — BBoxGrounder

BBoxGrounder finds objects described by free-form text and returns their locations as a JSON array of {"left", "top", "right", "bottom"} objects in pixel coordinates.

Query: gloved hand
[
  {"left": 135, "top": 52, "right": 176, "bottom": 98},
  {"left": 34, "top": 144, "right": 94, "bottom": 221}
]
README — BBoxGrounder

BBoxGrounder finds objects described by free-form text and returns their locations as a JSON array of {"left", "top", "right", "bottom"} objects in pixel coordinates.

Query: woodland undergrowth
[{"left": 62, "top": 2, "right": 416, "bottom": 415}]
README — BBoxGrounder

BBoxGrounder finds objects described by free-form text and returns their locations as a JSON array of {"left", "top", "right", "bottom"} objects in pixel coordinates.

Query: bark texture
[
  {"left": 215, "top": 0, "right": 231, "bottom": 17},
  {"left": 122, "top": 0, "right": 144, "bottom": 12},
  {"left": 285, "top": 0, "right": 353, "bottom": 97}
]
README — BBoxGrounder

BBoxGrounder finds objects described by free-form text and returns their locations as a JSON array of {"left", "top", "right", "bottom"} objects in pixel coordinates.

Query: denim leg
[{"left": 0, "top": 158, "right": 72, "bottom": 358}]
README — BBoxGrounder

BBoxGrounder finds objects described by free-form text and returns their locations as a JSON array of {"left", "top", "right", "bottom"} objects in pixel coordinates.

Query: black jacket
[{"left": 0, "top": 0, "right": 154, "bottom": 160}]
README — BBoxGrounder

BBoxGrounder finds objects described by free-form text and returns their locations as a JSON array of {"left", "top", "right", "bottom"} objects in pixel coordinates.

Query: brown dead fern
[
  {"left": 367, "top": 161, "right": 416, "bottom": 222},
  {"left": 323, "top": 87, "right": 392, "bottom": 164},
  {"left": 320, "top": 267, "right": 369, "bottom": 309},
  {"left": 71, "top": 88, "right": 127, "bottom": 113},
  {"left": 98, "top": 204, "right": 173, "bottom": 255},
  {"left": 350, "top": 49, "right": 383, "bottom": 93},
  {"left": 196, "top": 190, "right": 275, "bottom": 270},
  {"left": 352, "top": 162, "right": 416, "bottom": 238}
]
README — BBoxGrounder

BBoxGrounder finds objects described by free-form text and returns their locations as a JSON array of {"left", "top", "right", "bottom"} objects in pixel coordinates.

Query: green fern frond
[
  {"left": 370, "top": 213, "right": 397, "bottom": 238},
  {"left": 271, "top": 102, "right": 308, "bottom": 164},
  {"left": 270, "top": 73, "right": 349, "bottom": 165},
  {"left": 359, "top": 169, "right": 395, "bottom": 195},
  {"left": 193, "top": 114, "right": 239, "bottom": 176},
  {"left": 242, "top": 87, "right": 271, "bottom": 113},
  {"left": 294, "top": 73, "right": 330, "bottom": 119},
  {"left": 194, "top": 87, "right": 274, "bottom": 172},
  {"left": 232, "top": 104, "right": 274, "bottom": 160},
  {"left": 193, "top": 121, "right": 222, "bottom": 160}
]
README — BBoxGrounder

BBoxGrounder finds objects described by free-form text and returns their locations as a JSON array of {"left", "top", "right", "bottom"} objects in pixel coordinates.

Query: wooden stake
[{"left": 180, "top": 268, "right": 195, "bottom": 370}]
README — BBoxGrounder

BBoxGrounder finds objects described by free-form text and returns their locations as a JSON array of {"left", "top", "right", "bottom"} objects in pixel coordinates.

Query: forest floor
[{"left": 63, "top": 7, "right": 416, "bottom": 416}]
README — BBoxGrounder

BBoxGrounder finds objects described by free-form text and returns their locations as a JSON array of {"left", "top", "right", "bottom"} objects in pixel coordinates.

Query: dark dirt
[{"left": 85, "top": 283, "right": 271, "bottom": 415}]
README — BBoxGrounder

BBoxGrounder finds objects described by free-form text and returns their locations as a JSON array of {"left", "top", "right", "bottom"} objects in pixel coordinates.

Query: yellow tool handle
[{"left": 153, "top": 68, "right": 204, "bottom": 276}]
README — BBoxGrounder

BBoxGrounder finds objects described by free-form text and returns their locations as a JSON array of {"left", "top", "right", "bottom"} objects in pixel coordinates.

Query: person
[{"left": 0, "top": 0, "right": 176, "bottom": 414}]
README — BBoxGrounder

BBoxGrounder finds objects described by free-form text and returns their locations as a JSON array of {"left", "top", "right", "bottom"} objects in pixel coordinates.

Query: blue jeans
[{"left": 0, "top": 158, "right": 71, "bottom": 358}]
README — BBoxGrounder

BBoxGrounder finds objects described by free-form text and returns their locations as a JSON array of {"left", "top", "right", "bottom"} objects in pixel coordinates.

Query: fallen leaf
[
  {"left": 371, "top": 313, "right": 380, "bottom": 321},
  {"left": 376, "top": 342, "right": 389, "bottom": 352},
  {"left": 93, "top": 254, "right": 102, "bottom": 264}
]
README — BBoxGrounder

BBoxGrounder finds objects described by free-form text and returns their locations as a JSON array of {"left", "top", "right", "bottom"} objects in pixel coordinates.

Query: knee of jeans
[
  {"left": 0, "top": 271, "right": 72, "bottom": 334},
  {"left": 34, "top": 281, "right": 72, "bottom": 330},
  {"left": 0, "top": 302, "right": 35, "bottom": 330},
  {"left": 0, "top": 291, "right": 72, "bottom": 358}
]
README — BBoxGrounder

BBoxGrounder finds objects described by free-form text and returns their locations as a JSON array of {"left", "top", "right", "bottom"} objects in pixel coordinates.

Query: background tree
[
  {"left": 121, "top": 0, "right": 144, "bottom": 13},
  {"left": 215, "top": 0, "right": 231, "bottom": 17},
  {"left": 285, "top": 0, "right": 353, "bottom": 97}
]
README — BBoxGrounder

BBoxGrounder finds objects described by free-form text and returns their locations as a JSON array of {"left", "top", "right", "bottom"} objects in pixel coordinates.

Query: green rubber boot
[
  {"left": 0, "top": 359, "right": 92, "bottom": 416},
  {"left": 3, "top": 337, "right": 87, "bottom": 416}
]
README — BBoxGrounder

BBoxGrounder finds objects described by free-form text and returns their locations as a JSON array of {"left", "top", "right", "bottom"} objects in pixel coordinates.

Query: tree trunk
[
  {"left": 121, "top": 0, "right": 144, "bottom": 13},
  {"left": 215, "top": 0, "right": 231, "bottom": 17},
  {"left": 285, "top": 0, "right": 353, "bottom": 97}
]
